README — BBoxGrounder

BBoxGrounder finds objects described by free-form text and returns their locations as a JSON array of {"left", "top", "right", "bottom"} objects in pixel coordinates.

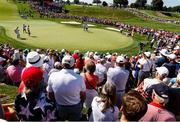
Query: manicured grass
[
  {"left": 0, "top": 83, "right": 18, "bottom": 104},
  {"left": 0, "top": 20, "right": 134, "bottom": 51},
  {"left": 0, "top": 0, "right": 20, "bottom": 20}
]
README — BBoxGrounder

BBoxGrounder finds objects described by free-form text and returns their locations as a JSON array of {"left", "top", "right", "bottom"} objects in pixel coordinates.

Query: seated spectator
[
  {"left": 140, "top": 83, "right": 176, "bottom": 121},
  {"left": 89, "top": 81, "right": 119, "bottom": 121},
  {"left": 14, "top": 67, "right": 57, "bottom": 121},
  {"left": 120, "top": 90, "right": 147, "bottom": 121},
  {"left": 6, "top": 59, "right": 24, "bottom": 86}
]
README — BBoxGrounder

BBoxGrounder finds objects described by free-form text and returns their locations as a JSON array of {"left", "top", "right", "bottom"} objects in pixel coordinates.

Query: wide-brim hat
[
  {"left": 159, "top": 49, "right": 170, "bottom": 56},
  {"left": 144, "top": 52, "right": 151, "bottom": 58},
  {"left": 26, "top": 51, "right": 43, "bottom": 68}
]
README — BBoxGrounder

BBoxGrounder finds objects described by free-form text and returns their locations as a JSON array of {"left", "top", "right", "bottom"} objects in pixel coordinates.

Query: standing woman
[
  {"left": 82, "top": 61, "right": 99, "bottom": 117},
  {"left": 90, "top": 81, "right": 119, "bottom": 121}
]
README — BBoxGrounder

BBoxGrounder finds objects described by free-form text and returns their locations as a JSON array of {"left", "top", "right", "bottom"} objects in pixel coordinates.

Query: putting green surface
[{"left": 0, "top": 0, "right": 133, "bottom": 51}]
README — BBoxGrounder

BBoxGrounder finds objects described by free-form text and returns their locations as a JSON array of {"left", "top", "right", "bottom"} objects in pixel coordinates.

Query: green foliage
[
  {"left": 74, "top": 0, "right": 79, "bottom": 4},
  {"left": 134, "top": 0, "right": 147, "bottom": 8},
  {"left": 66, "top": 0, "right": 71, "bottom": 5},
  {"left": 93, "top": 0, "right": 102, "bottom": 5},
  {"left": 151, "top": 0, "right": 164, "bottom": 10},
  {"left": 113, "top": 0, "right": 128, "bottom": 7},
  {"left": 0, "top": 84, "right": 18, "bottom": 104}
]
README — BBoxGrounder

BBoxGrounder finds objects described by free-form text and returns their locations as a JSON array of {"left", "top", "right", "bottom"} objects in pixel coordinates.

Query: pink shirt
[
  {"left": 140, "top": 102, "right": 176, "bottom": 121},
  {"left": 6, "top": 65, "right": 23, "bottom": 83}
]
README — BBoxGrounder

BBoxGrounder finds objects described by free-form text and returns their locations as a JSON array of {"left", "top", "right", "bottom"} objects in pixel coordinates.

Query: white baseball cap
[
  {"left": 156, "top": 67, "right": 169, "bottom": 77},
  {"left": 116, "top": 56, "right": 126, "bottom": 63},
  {"left": 62, "top": 55, "right": 75, "bottom": 67}
]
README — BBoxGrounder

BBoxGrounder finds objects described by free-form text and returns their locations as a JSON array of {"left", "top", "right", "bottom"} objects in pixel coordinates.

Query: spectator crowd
[
  {"left": 0, "top": 1, "right": 179, "bottom": 121},
  {"left": 0, "top": 32, "right": 179, "bottom": 121}
]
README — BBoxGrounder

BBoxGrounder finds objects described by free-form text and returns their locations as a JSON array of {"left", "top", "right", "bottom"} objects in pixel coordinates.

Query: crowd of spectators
[
  {"left": 0, "top": 33, "right": 179, "bottom": 121},
  {"left": 125, "top": 8, "right": 180, "bottom": 25},
  {"left": 0, "top": 1, "right": 179, "bottom": 121}
]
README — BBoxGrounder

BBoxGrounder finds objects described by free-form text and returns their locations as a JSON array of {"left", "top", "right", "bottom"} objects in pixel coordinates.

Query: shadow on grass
[
  {"left": 20, "top": 37, "right": 27, "bottom": 40},
  {"left": 86, "top": 30, "right": 93, "bottom": 33},
  {"left": 30, "top": 35, "right": 37, "bottom": 38}
]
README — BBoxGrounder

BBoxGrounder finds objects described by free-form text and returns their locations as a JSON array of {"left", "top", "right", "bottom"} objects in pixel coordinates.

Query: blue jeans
[{"left": 56, "top": 102, "right": 82, "bottom": 121}]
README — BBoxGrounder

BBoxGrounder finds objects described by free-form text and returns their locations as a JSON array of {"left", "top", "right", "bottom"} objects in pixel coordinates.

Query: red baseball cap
[{"left": 18, "top": 67, "right": 43, "bottom": 92}]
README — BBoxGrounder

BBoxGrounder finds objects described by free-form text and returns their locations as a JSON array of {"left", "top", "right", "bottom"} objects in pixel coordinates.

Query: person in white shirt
[
  {"left": 95, "top": 58, "right": 107, "bottom": 86},
  {"left": 137, "top": 52, "right": 153, "bottom": 86},
  {"left": 107, "top": 56, "right": 129, "bottom": 107},
  {"left": 143, "top": 66, "right": 169, "bottom": 91},
  {"left": 47, "top": 55, "right": 86, "bottom": 121},
  {"left": 90, "top": 81, "right": 119, "bottom": 121}
]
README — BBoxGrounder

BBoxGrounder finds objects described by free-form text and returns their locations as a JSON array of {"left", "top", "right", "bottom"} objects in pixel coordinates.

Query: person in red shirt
[
  {"left": 75, "top": 53, "right": 84, "bottom": 72},
  {"left": 82, "top": 61, "right": 99, "bottom": 117}
]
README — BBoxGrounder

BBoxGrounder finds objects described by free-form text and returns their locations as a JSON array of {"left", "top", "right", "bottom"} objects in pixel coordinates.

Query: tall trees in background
[
  {"left": 113, "top": 0, "right": 128, "bottom": 7},
  {"left": 93, "top": 0, "right": 102, "bottom": 5},
  {"left": 74, "top": 0, "right": 79, "bottom": 4},
  {"left": 135, "top": 0, "right": 147, "bottom": 8},
  {"left": 151, "top": 0, "right": 164, "bottom": 10}
]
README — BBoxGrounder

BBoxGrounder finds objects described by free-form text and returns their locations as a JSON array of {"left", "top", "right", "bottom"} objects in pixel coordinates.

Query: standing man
[
  {"left": 47, "top": 55, "right": 86, "bottom": 121},
  {"left": 107, "top": 56, "right": 129, "bottom": 107},
  {"left": 27, "top": 25, "right": 31, "bottom": 36},
  {"left": 23, "top": 24, "right": 27, "bottom": 33},
  {"left": 14, "top": 27, "right": 20, "bottom": 39}
]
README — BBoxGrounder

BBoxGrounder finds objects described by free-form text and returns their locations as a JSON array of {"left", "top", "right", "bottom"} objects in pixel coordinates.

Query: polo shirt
[
  {"left": 138, "top": 58, "right": 153, "bottom": 72},
  {"left": 107, "top": 66, "right": 129, "bottom": 91},
  {"left": 47, "top": 69, "right": 86, "bottom": 106},
  {"left": 95, "top": 63, "right": 107, "bottom": 83},
  {"left": 6, "top": 65, "right": 23, "bottom": 83},
  {"left": 140, "top": 102, "right": 175, "bottom": 121}
]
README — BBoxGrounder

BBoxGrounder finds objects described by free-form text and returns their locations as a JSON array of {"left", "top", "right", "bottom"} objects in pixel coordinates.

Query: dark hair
[
  {"left": 99, "top": 82, "right": 117, "bottom": 113},
  {"left": 85, "top": 61, "right": 96, "bottom": 73},
  {"left": 12, "top": 59, "right": 19, "bottom": 65},
  {"left": 122, "top": 90, "right": 147, "bottom": 121}
]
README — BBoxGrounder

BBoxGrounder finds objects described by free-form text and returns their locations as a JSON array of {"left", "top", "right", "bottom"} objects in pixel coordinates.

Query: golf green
[{"left": 0, "top": 0, "right": 133, "bottom": 51}]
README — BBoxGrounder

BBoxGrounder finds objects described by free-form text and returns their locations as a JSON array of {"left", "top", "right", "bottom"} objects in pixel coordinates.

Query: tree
[
  {"left": 66, "top": 0, "right": 71, "bottom": 5},
  {"left": 130, "top": 3, "right": 139, "bottom": 8},
  {"left": 93, "top": 0, "right": 102, "bottom": 5},
  {"left": 102, "top": 1, "right": 108, "bottom": 7},
  {"left": 74, "top": 0, "right": 79, "bottom": 4},
  {"left": 113, "top": 0, "right": 128, "bottom": 7},
  {"left": 151, "top": 0, "right": 164, "bottom": 10},
  {"left": 135, "top": 0, "right": 147, "bottom": 8}
]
